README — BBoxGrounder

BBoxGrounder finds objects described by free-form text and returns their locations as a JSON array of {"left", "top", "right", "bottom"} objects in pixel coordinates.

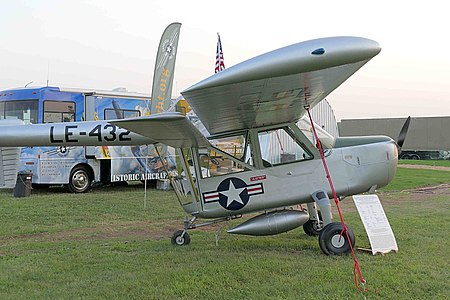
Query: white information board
[{"left": 353, "top": 195, "right": 398, "bottom": 255}]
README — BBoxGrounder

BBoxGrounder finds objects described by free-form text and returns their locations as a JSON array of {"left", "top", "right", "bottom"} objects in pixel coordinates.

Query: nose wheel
[{"left": 318, "top": 222, "right": 355, "bottom": 255}]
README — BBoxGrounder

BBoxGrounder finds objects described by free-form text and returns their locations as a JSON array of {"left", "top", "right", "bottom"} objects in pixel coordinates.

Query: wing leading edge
[
  {"left": 182, "top": 36, "right": 381, "bottom": 135},
  {"left": 110, "top": 112, "right": 210, "bottom": 148}
]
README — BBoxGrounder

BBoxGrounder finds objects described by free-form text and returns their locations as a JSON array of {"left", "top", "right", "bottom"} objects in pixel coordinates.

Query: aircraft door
[{"left": 170, "top": 148, "right": 200, "bottom": 215}]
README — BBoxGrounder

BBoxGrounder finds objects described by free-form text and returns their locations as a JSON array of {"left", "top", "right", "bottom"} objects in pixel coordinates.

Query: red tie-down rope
[{"left": 304, "top": 105, "right": 368, "bottom": 292}]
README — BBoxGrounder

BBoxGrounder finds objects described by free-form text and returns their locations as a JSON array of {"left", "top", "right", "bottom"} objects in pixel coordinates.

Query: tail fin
[
  {"left": 150, "top": 22, "right": 181, "bottom": 114},
  {"left": 0, "top": 147, "right": 20, "bottom": 188}
]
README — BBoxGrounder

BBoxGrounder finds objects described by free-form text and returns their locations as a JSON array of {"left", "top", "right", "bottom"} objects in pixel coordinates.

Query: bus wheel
[{"left": 66, "top": 166, "right": 92, "bottom": 193}]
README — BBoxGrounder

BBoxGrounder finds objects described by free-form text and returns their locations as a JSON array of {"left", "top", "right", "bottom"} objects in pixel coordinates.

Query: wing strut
[{"left": 304, "top": 104, "right": 368, "bottom": 293}]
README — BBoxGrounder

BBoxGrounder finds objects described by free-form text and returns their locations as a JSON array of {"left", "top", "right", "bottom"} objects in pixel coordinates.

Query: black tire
[
  {"left": 303, "top": 210, "right": 323, "bottom": 236},
  {"left": 318, "top": 222, "right": 355, "bottom": 255},
  {"left": 410, "top": 154, "right": 420, "bottom": 160},
  {"left": 171, "top": 230, "right": 190, "bottom": 246},
  {"left": 66, "top": 166, "right": 92, "bottom": 193},
  {"left": 303, "top": 219, "right": 323, "bottom": 236}
]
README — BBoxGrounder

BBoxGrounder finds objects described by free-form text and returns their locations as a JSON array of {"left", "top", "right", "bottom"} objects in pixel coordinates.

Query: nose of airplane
[
  {"left": 386, "top": 140, "right": 399, "bottom": 185},
  {"left": 342, "top": 138, "right": 399, "bottom": 193}
]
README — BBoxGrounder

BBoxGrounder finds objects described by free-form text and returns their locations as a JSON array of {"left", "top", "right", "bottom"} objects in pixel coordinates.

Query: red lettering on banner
[{"left": 250, "top": 175, "right": 266, "bottom": 182}]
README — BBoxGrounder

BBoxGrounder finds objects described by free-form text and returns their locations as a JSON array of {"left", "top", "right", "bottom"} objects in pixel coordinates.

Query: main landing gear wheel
[
  {"left": 171, "top": 230, "right": 191, "bottom": 246},
  {"left": 318, "top": 222, "right": 355, "bottom": 255},
  {"left": 303, "top": 211, "right": 323, "bottom": 236},
  {"left": 303, "top": 219, "right": 323, "bottom": 236}
]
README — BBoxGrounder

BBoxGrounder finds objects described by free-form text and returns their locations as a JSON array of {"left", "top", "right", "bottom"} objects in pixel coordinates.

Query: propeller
[{"left": 396, "top": 116, "right": 411, "bottom": 155}]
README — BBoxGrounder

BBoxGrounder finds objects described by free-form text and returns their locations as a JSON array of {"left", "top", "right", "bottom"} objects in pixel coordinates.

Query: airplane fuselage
[{"left": 186, "top": 137, "right": 397, "bottom": 219}]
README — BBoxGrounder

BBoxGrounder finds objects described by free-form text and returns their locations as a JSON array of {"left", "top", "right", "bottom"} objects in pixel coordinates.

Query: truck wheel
[
  {"left": 400, "top": 154, "right": 410, "bottom": 159},
  {"left": 410, "top": 154, "right": 420, "bottom": 160},
  {"left": 66, "top": 166, "right": 92, "bottom": 193}
]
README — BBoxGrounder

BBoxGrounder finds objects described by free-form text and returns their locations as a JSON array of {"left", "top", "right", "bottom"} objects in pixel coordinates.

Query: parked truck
[{"left": 338, "top": 116, "right": 450, "bottom": 160}]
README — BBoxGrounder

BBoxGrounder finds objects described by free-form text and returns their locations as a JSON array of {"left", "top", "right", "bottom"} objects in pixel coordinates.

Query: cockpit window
[
  {"left": 297, "top": 117, "right": 335, "bottom": 153},
  {"left": 258, "top": 127, "right": 313, "bottom": 165},
  {"left": 198, "top": 147, "right": 250, "bottom": 178},
  {"left": 208, "top": 132, "right": 251, "bottom": 164}
]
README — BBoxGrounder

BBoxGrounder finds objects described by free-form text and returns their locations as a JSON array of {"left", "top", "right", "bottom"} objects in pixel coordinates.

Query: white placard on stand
[{"left": 353, "top": 195, "right": 398, "bottom": 255}]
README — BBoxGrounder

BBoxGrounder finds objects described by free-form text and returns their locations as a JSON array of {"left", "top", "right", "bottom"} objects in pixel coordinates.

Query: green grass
[
  {"left": 399, "top": 159, "right": 450, "bottom": 167},
  {"left": 0, "top": 174, "right": 449, "bottom": 299},
  {"left": 380, "top": 167, "right": 450, "bottom": 191}
]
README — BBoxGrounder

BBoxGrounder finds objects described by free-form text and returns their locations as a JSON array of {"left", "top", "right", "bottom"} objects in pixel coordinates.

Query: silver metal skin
[
  {"left": 0, "top": 120, "right": 155, "bottom": 147},
  {"left": 180, "top": 134, "right": 398, "bottom": 220},
  {"left": 227, "top": 210, "right": 310, "bottom": 236},
  {"left": 182, "top": 36, "right": 381, "bottom": 135}
]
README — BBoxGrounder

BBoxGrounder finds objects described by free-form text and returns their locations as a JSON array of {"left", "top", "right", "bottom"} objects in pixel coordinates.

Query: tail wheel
[
  {"left": 171, "top": 230, "right": 190, "bottom": 246},
  {"left": 66, "top": 166, "right": 92, "bottom": 193},
  {"left": 318, "top": 222, "right": 355, "bottom": 255}
]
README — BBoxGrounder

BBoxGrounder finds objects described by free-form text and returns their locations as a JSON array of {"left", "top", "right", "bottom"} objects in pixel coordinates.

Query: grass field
[
  {"left": 0, "top": 167, "right": 449, "bottom": 299},
  {"left": 381, "top": 167, "right": 450, "bottom": 192},
  {"left": 399, "top": 159, "right": 450, "bottom": 167}
]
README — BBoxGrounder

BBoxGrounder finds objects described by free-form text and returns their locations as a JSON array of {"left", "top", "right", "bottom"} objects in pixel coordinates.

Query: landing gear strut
[{"left": 303, "top": 205, "right": 323, "bottom": 236}]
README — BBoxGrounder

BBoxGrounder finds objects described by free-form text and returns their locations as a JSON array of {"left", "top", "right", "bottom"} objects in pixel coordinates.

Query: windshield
[
  {"left": 0, "top": 100, "right": 39, "bottom": 124},
  {"left": 297, "top": 117, "right": 336, "bottom": 150}
]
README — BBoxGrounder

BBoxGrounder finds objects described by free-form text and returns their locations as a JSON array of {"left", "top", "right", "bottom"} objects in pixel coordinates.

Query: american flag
[{"left": 215, "top": 33, "right": 225, "bottom": 73}]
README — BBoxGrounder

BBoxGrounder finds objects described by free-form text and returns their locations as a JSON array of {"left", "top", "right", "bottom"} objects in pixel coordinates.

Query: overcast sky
[{"left": 1, "top": 0, "right": 448, "bottom": 120}]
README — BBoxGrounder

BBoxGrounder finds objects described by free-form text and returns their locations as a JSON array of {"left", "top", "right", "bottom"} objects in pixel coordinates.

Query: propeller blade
[{"left": 397, "top": 116, "right": 411, "bottom": 149}]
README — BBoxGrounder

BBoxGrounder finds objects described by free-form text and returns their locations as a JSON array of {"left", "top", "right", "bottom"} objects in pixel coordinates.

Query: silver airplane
[{"left": 0, "top": 36, "right": 405, "bottom": 255}]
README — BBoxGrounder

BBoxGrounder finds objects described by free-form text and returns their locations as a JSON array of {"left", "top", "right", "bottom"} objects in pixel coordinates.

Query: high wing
[
  {"left": 110, "top": 112, "right": 209, "bottom": 148},
  {"left": 182, "top": 36, "right": 381, "bottom": 135}
]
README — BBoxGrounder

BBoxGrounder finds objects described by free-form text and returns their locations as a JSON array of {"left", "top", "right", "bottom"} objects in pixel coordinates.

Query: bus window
[
  {"left": 1, "top": 100, "right": 38, "bottom": 124},
  {"left": 104, "top": 108, "right": 140, "bottom": 120},
  {"left": 43, "top": 101, "right": 75, "bottom": 123}
]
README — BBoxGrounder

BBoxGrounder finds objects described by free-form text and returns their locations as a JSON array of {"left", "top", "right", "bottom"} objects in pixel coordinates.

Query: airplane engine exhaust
[{"left": 227, "top": 210, "right": 309, "bottom": 236}]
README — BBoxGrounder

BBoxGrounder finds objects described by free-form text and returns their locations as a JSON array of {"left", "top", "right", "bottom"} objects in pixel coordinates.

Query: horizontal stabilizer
[
  {"left": 0, "top": 147, "right": 21, "bottom": 189},
  {"left": 110, "top": 112, "right": 210, "bottom": 148}
]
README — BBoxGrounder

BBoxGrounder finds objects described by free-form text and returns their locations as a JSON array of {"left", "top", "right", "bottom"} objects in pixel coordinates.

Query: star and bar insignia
[{"left": 202, "top": 177, "right": 264, "bottom": 210}]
